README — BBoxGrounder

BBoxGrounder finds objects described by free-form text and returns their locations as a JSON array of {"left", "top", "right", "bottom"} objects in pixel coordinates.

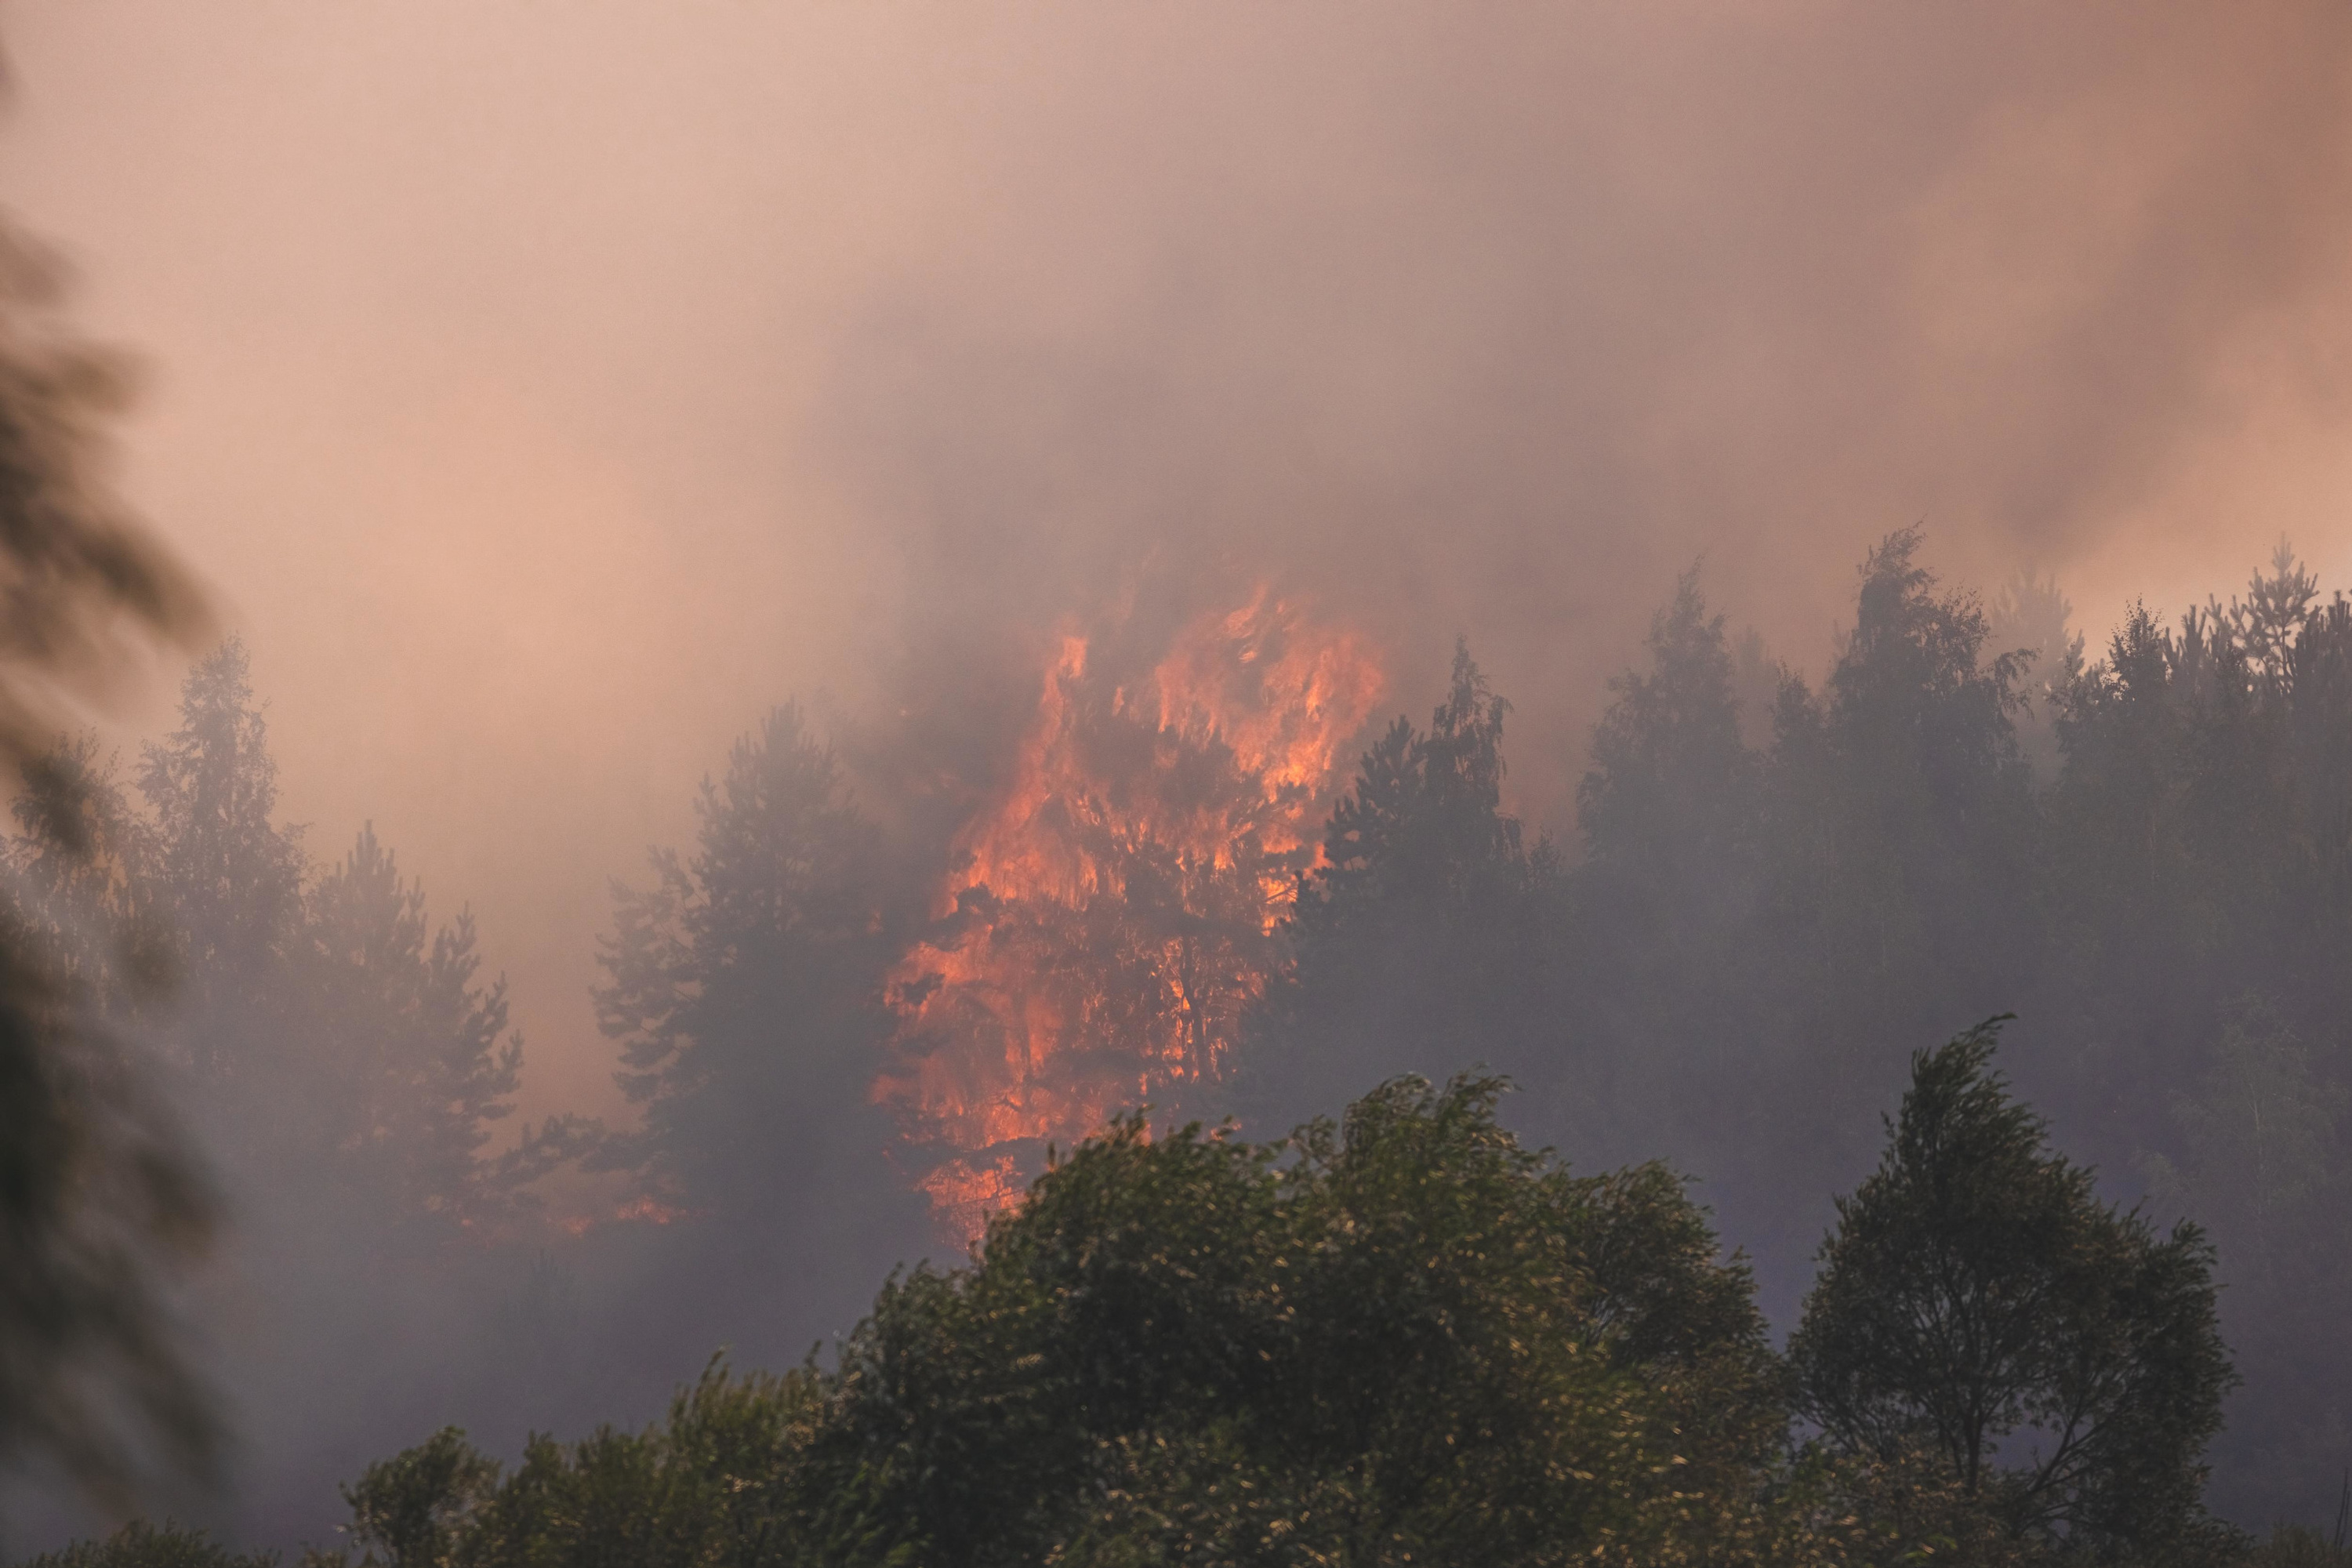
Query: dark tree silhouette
[
  {"left": 1791, "top": 1020, "right": 2232, "bottom": 1556},
  {"left": 1568, "top": 566, "right": 1764, "bottom": 1164},
  {"left": 595, "top": 705, "right": 897, "bottom": 1210},
  {"left": 592, "top": 703, "right": 921, "bottom": 1345},
  {"left": 0, "top": 220, "right": 216, "bottom": 1514},
  {"left": 300, "top": 825, "right": 574, "bottom": 1236},
  {"left": 1253, "top": 641, "right": 1561, "bottom": 1123},
  {"left": 133, "top": 640, "right": 304, "bottom": 1087}
]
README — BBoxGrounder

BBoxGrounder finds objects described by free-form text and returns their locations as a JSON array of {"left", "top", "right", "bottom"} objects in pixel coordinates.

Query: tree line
[
  {"left": 13, "top": 643, "right": 582, "bottom": 1243},
  {"left": 9, "top": 528, "right": 2352, "bottom": 1555},
  {"left": 14, "top": 1029, "right": 2254, "bottom": 1565},
  {"left": 1260, "top": 531, "right": 2352, "bottom": 1529},
  {"left": 1, "top": 644, "right": 595, "bottom": 1542},
  {"left": 592, "top": 526, "right": 2348, "bottom": 1531}
]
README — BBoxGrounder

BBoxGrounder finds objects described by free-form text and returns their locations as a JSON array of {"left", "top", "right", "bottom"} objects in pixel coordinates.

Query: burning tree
[{"left": 874, "top": 590, "right": 1383, "bottom": 1245}]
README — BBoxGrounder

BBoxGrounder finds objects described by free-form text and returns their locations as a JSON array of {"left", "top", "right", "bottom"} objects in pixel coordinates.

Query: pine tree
[
  {"left": 1578, "top": 566, "right": 1755, "bottom": 872},
  {"left": 1255, "top": 643, "right": 1559, "bottom": 1122},
  {"left": 11, "top": 645, "right": 577, "bottom": 1242},
  {"left": 301, "top": 826, "right": 569, "bottom": 1236},
  {"left": 1758, "top": 530, "right": 2042, "bottom": 1189},
  {"left": 594, "top": 705, "right": 909, "bottom": 1250},
  {"left": 136, "top": 638, "right": 306, "bottom": 1082},
  {"left": 1567, "top": 566, "right": 1764, "bottom": 1170}
]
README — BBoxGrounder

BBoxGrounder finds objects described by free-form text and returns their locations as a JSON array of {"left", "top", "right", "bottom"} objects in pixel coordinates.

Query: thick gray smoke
[{"left": 0, "top": 3, "right": 2346, "bottom": 1120}]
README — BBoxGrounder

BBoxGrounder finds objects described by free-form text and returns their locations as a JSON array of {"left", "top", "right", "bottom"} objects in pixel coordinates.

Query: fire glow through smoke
[{"left": 874, "top": 590, "right": 1385, "bottom": 1246}]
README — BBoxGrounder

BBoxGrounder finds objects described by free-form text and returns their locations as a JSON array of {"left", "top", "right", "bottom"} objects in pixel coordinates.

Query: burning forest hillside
[
  {"left": 18, "top": 1, "right": 2352, "bottom": 1556},
  {"left": 873, "top": 590, "right": 1385, "bottom": 1244}
]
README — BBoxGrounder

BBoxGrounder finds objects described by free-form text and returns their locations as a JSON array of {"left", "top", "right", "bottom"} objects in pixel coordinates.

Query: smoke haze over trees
[
  {"left": 2, "top": 2, "right": 2350, "bottom": 1123},
  {"left": 10, "top": 532, "right": 2352, "bottom": 1553},
  {"left": 6, "top": 3, "right": 2352, "bottom": 1563}
]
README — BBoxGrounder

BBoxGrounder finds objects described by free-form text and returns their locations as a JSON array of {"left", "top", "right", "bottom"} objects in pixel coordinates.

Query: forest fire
[{"left": 875, "top": 590, "right": 1385, "bottom": 1246}]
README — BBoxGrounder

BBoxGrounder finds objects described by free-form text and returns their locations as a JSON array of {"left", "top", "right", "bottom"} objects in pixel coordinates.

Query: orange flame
[{"left": 874, "top": 588, "right": 1383, "bottom": 1247}]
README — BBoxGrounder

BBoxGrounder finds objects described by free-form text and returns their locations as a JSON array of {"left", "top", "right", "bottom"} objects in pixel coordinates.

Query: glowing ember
[
  {"left": 557, "top": 1194, "right": 690, "bottom": 1238},
  {"left": 875, "top": 588, "right": 1384, "bottom": 1247},
  {"left": 916, "top": 1154, "right": 1025, "bottom": 1250}
]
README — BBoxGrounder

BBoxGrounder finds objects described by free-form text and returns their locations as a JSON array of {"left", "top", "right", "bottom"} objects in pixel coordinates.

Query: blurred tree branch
[{"left": 0, "top": 203, "right": 219, "bottom": 1519}]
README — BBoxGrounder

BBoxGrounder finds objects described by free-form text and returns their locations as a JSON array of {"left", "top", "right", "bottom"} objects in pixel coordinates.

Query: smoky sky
[{"left": 0, "top": 0, "right": 2347, "bottom": 1124}]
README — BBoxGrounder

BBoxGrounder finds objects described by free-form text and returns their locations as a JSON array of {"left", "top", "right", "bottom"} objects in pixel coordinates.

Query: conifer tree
[
  {"left": 1578, "top": 565, "right": 1755, "bottom": 872},
  {"left": 1753, "top": 531, "right": 2042, "bottom": 1198},
  {"left": 301, "top": 826, "right": 568, "bottom": 1236},
  {"left": 6, "top": 646, "right": 572, "bottom": 1243},
  {"left": 1256, "top": 642, "right": 1559, "bottom": 1121},
  {"left": 135, "top": 639, "right": 305, "bottom": 1083},
  {"left": 594, "top": 704, "right": 911, "bottom": 1257},
  {"left": 1568, "top": 568, "right": 1764, "bottom": 1163}
]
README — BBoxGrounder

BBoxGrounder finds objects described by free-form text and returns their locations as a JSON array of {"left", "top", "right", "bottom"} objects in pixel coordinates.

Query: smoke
[
  {"left": 3, "top": 0, "right": 2352, "bottom": 1544},
  {"left": 0, "top": 2, "right": 2345, "bottom": 1115}
]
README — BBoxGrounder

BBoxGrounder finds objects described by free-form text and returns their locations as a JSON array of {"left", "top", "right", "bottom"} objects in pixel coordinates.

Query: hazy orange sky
[{"left": 2, "top": 1, "right": 2347, "bottom": 1117}]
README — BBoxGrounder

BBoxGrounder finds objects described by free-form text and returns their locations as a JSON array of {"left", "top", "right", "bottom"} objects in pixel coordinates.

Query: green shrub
[
  {"left": 15, "top": 1521, "right": 276, "bottom": 1568},
  {"left": 2248, "top": 1526, "right": 2352, "bottom": 1568}
]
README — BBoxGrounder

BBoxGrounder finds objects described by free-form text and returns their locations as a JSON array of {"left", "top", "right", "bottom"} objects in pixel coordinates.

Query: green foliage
[
  {"left": 234, "top": 1076, "right": 1830, "bottom": 1568},
  {"left": 339, "top": 1428, "right": 499, "bottom": 1568},
  {"left": 2246, "top": 1526, "right": 2352, "bottom": 1568},
  {"left": 303, "top": 1361, "right": 848, "bottom": 1568},
  {"left": 13, "top": 1520, "right": 277, "bottom": 1568},
  {"left": 39, "top": 1052, "right": 2260, "bottom": 1567},
  {"left": 1559, "top": 536, "right": 2352, "bottom": 1525},
  {"left": 809, "top": 1074, "right": 1791, "bottom": 1566},
  {"left": 26, "top": 515, "right": 2343, "bottom": 1555},
  {"left": 1791, "top": 1022, "right": 2234, "bottom": 1557}
]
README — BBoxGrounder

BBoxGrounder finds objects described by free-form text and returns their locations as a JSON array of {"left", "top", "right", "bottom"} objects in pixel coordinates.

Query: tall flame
[{"left": 874, "top": 589, "right": 1384, "bottom": 1247}]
